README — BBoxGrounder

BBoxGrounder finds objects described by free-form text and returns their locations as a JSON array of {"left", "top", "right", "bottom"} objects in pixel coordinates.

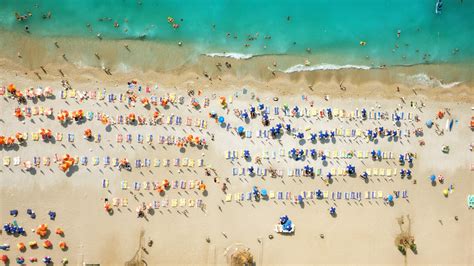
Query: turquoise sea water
[{"left": 0, "top": 0, "right": 473, "bottom": 67}]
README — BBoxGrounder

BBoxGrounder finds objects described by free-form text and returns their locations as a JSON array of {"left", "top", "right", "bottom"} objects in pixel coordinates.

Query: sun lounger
[
  {"left": 379, "top": 168, "right": 385, "bottom": 176},
  {"left": 121, "top": 181, "right": 128, "bottom": 190},
  {"left": 402, "top": 190, "right": 408, "bottom": 198},
  {"left": 323, "top": 191, "right": 329, "bottom": 199},
  {"left": 68, "top": 133, "right": 74, "bottom": 142},
  {"left": 225, "top": 194, "right": 232, "bottom": 202},
  {"left": 13, "top": 156, "right": 20, "bottom": 166},
  {"left": 32, "top": 133, "right": 39, "bottom": 141},
  {"left": 179, "top": 198, "right": 186, "bottom": 207},
  {"left": 3, "top": 156, "right": 11, "bottom": 166},
  {"left": 112, "top": 198, "right": 120, "bottom": 207},
  {"left": 365, "top": 191, "right": 370, "bottom": 199},
  {"left": 121, "top": 198, "right": 128, "bottom": 207},
  {"left": 377, "top": 191, "right": 383, "bottom": 199},
  {"left": 171, "top": 199, "right": 178, "bottom": 207},
  {"left": 372, "top": 168, "right": 378, "bottom": 176}
]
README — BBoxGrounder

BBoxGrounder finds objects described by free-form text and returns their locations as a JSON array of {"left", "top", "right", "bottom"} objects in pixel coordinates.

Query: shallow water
[{"left": 1, "top": 0, "right": 473, "bottom": 67}]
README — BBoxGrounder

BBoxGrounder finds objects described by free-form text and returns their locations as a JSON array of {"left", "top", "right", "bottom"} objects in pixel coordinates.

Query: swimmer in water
[{"left": 397, "top": 30, "right": 401, "bottom": 38}]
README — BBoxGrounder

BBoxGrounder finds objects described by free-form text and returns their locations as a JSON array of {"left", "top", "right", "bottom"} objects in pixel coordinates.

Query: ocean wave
[
  {"left": 280, "top": 64, "right": 373, "bottom": 73},
  {"left": 402, "top": 73, "right": 462, "bottom": 88},
  {"left": 204, "top": 53, "right": 254, "bottom": 60}
]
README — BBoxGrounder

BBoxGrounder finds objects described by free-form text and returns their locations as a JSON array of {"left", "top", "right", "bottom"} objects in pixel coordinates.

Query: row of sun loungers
[
  {"left": 224, "top": 190, "right": 408, "bottom": 202},
  {"left": 2, "top": 156, "right": 204, "bottom": 168},
  {"left": 109, "top": 179, "right": 204, "bottom": 190},
  {"left": 108, "top": 197, "right": 204, "bottom": 208},
  {"left": 225, "top": 149, "right": 411, "bottom": 160},
  {"left": 230, "top": 166, "right": 401, "bottom": 177}
]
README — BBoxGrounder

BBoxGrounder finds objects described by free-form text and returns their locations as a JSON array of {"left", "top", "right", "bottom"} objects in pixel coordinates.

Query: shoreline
[{"left": 0, "top": 29, "right": 473, "bottom": 90}]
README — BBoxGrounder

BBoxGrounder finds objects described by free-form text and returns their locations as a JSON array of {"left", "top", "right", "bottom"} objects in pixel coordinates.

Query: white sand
[{"left": 0, "top": 60, "right": 473, "bottom": 266}]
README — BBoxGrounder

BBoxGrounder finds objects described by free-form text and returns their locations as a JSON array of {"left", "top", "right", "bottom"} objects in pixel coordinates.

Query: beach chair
[
  {"left": 32, "top": 133, "right": 39, "bottom": 141},
  {"left": 3, "top": 156, "right": 11, "bottom": 166},
  {"left": 121, "top": 181, "right": 128, "bottom": 190},
  {"left": 365, "top": 191, "right": 370, "bottom": 199},
  {"left": 331, "top": 168, "right": 336, "bottom": 176},
  {"left": 68, "top": 133, "right": 74, "bottom": 142},
  {"left": 269, "top": 191, "right": 275, "bottom": 199},
  {"left": 372, "top": 168, "right": 378, "bottom": 176},
  {"left": 344, "top": 192, "right": 350, "bottom": 200},
  {"left": 171, "top": 199, "right": 178, "bottom": 207},
  {"left": 133, "top": 182, "right": 141, "bottom": 190},
  {"left": 225, "top": 194, "right": 232, "bottom": 202},
  {"left": 179, "top": 198, "right": 186, "bottom": 207},
  {"left": 112, "top": 198, "right": 120, "bottom": 207},
  {"left": 80, "top": 156, "right": 88, "bottom": 166},
  {"left": 234, "top": 193, "right": 241, "bottom": 202},
  {"left": 467, "top": 195, "right": 474, "bottom": 209},
  {"left": 337, "top": 168, "right": 344, "bottom": 176},
  {"left": 13, "top": 156, "right": 21, "bottom": 166},
  {"left": 402, "top": 190, "right": 408, "bottom": 198},
  {"left": 152, "top": 200, "right": 160, "bottom": 209},
  {"left": 188, "top": 159, "right": 195, "bottom": 167},
  {"left": 393, "top": 168, "right": 397, "bottom": 176},
  {"left": 386, "top": 169, "right": 392, "bottom": 177},
  {"left": 161, "top": 199, "right": 169, "bottom": 208},
  {"left": 336, "top": 192, "right": 342, "bottom": 200},
  {"left": 42, "top": 157, "right": 50, "bottom": 166},
  {"left": 277, "top": 192, "right": 283, "bottom": 200},
  {"left": 379, "top": 168, "right": 385, "bottom": 176},
  {"left": 323, "top": 191, "right": 329, "bottom": 199},
  {"left": 121, "top": 198, "right": 128, "bottom": 207},
  {"left": 377, "top": 191, "right": 383, "bottom": 199},
  {"left": 102, "top": 179, "right": 110, "bottom": 189}
]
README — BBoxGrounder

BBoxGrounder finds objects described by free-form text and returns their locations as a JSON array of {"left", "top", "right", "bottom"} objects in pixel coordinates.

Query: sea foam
[
  {"left": 402, "top": 73, "right": 462, "bottom": 88},
  {"left": 281, "top": 64, "right": 372, "bottom": 73},
  {"left": 204, "top": 53, "right": 254, "bottom": 60}
]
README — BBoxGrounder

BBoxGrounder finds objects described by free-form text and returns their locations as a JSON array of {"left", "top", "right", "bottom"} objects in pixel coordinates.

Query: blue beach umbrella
[
  {"left": 426, "top": 120, "right": 433, "bottom": 128},
  {"left": 218, "top": 116, "right": 224, "bottom": 123},
  {"left": 261, "top": 189, "right": 268, "bottom": 197},
  {"left": 387, "top": 195, "right": 394, "bottom": 202},
  {"left": 237, "top": 126, "right": 244, "bottom": 134},
  {"left": 430, "top": 174, "right": 436, "bottom": 182}
]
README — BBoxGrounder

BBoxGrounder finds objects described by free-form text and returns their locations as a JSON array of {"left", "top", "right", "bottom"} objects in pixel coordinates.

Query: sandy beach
[{"left": 0, "top": 45, "right": 473, "bottom": 266}]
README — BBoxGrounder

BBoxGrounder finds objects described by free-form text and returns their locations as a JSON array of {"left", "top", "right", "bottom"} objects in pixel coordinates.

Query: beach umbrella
[
  {"left": 241, "top": 112, "right": 249, "bottom": 119},
  {"left": 387, "top": 195, "right": 394, "bottom": 202},
  {"left": 43, "top": 240, "right": 52, "bottom": 248},
  {"left": 310, "top": 149, "right": 316, "bottom": 157},
  {"left": 218, "top": 116, "right": 225, "bottom": 123},
  {"left": 327, "top": 172, "right": 332, "bottom": 179},
  {"left": 16, "top": 257, "right": 25, "bottom": 265},
  {"left": 321, "top": 154, "right": 327, "bottom": 161},
  {"left": 248, "top": 166, "right": 254, "bottom": 173},
  {"left": 371, "top": 150, "right": 376, "bottom": 157},
  {"left": 377, "top": 150, "right": 382, "bottom": 158},
  {"left": 426, "top": 120, "right": 433, "bottom": 127},
  {"left": 330, "top": 131, "right": 335, "bottom": 137},
  {"left": 298, "top": 195, "right": 303, "bottom": 203},
  {"left": 286, "top": 124, "right": 291, "bottom": 131},
  {"left": 430, "top": 175, "right": 436, "bottom": 182},
  {"left": 297, "top": 133, "right": 304, "bottom": 139},
  {"left": 261, "top": 189, "right": 268, "bottom": 197},
  {"left": 329, "top": 207, "right": 336, "bottom": 215},
  {"left": 316, "top": 190, "right": 323, "bottom": 198},
  {"left": 244, "top": 150, "right": 250, "bottom": 158},
  {"left": 259, "top": 103, "right": 264, "bottom": 110},
  {"left": 443, "top": 189, "right": 449, "bottom": 197},
  {"left": 59, "top": 241, "right": 67, "bottom": 250},
  {"left": 1, "top": 255, "right": 8, "bottom": 263},
  {"left": 250, "top": 106, "right": 256, "bottom": 113},
  {"left": 237, "top": 126, "right": 244, "bottom": 134}
]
